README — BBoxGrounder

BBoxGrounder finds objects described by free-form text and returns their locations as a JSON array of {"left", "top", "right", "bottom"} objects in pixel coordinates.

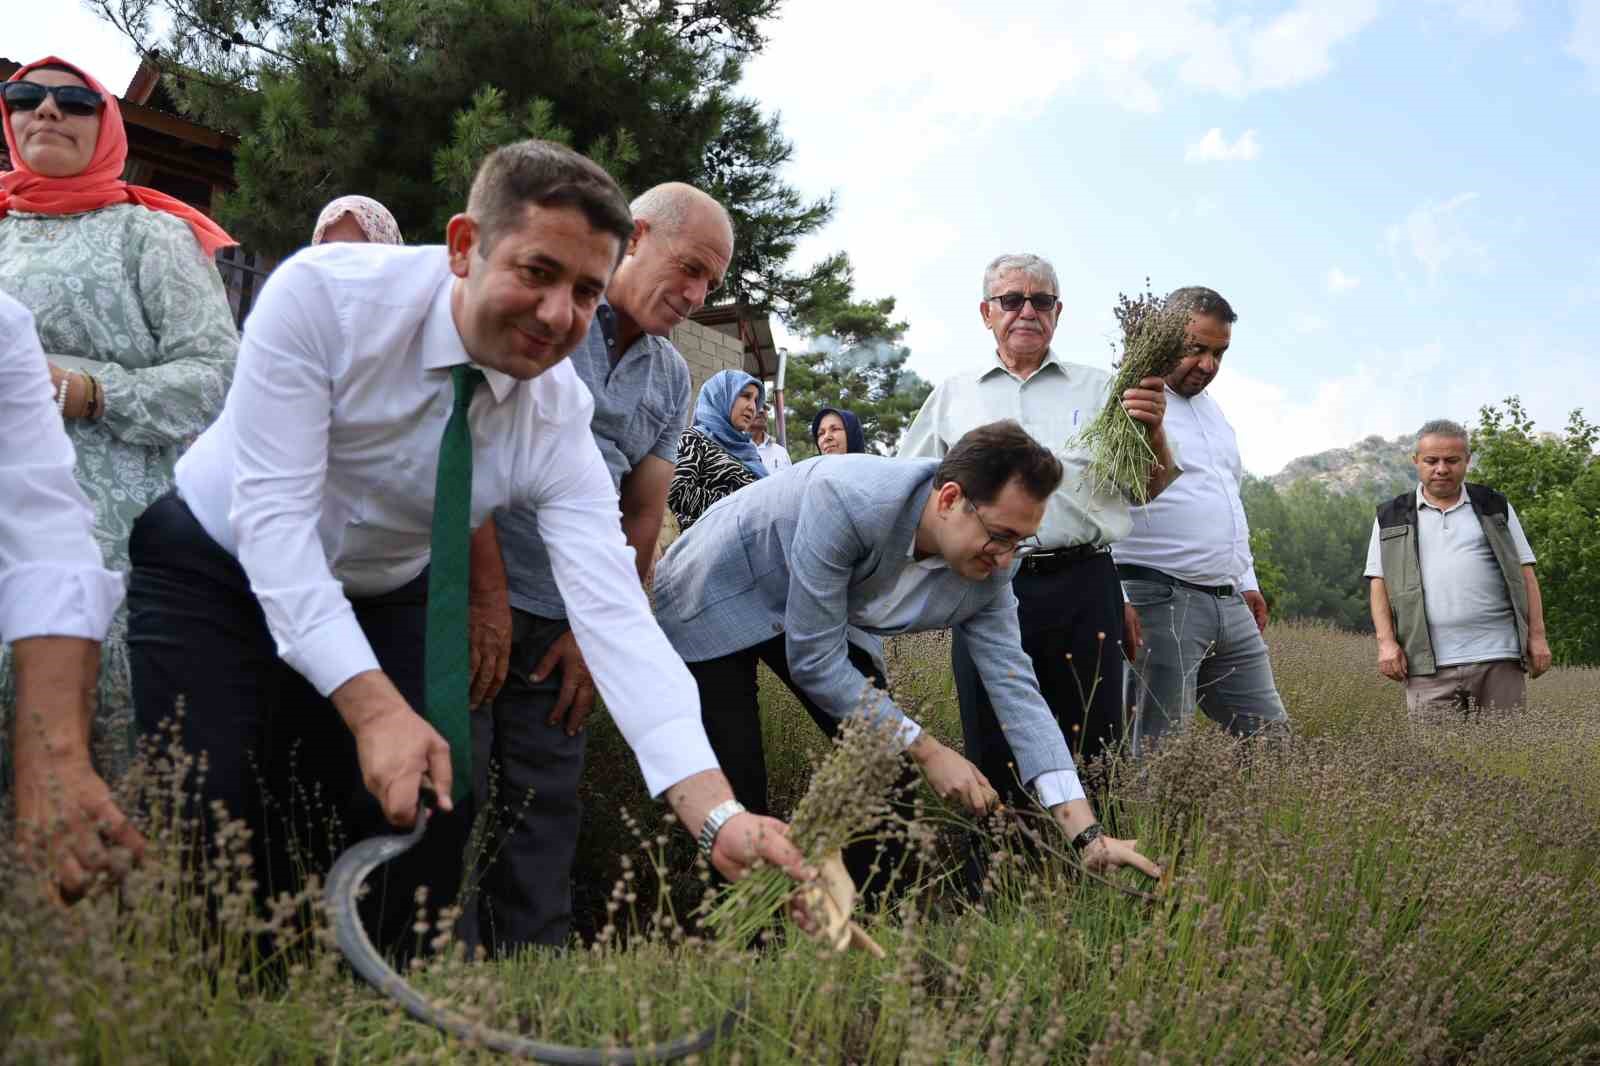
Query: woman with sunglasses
[{"left": 0, "top": 57, "right": 239, "bottom": 785}]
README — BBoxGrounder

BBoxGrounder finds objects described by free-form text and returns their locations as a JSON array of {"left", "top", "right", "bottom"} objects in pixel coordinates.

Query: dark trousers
[
  {"left": 953, "top": 552, "right": 1126, "bottom": 804},
  {"left": 125, "top": 494, "right": 474, "bottom": 958},
  {"left": 686, "top": 636, "right": 919, "bottom": 904},
  {"left": 466, "top": 611, "right": 586, "bottom": 955}
]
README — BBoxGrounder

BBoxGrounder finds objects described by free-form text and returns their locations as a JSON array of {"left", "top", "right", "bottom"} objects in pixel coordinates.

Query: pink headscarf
[
  {"left": 0, "top": 56, "right": 237, "bottom": 255},
  {"left": 311, "top": 195, "right": 403, "bottom": 245}
]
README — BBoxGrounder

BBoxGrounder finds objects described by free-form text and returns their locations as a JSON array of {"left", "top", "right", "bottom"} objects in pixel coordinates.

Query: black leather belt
[
  {"left": 1117, "top": 563, "right": 1235, "bottom": 599},
  {"left": 1019, "top": 543, "right": 1108, "bottom": 576}
]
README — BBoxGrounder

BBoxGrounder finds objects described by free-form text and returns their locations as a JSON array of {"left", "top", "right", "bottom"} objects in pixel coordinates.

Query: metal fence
[{"left": 214, "top": 246, "right": 274, "bottom": 328}]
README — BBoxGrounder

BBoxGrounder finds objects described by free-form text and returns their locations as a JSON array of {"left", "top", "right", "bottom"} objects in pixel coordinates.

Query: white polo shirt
[{"left": 1364, "top": 486, "right": 1536, "bottom": 667}]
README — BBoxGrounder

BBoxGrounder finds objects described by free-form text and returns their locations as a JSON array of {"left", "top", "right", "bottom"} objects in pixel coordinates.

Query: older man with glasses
[{"left": 901, "top": 253, "right": 1178, "bottom": 805}]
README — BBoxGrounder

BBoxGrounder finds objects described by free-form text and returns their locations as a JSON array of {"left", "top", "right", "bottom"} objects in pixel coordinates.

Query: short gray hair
[
  {"left": 982, "top": 253, "right": 1059, "bottom": 302},
  {"left": 1416, "top": 418, "right": 1470, "bottom": 452},
  {"left": 629, "top": 181, "right": 732, "bottom": 239}
]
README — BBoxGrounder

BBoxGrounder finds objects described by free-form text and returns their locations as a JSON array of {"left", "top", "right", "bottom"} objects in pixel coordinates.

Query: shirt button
[{"left": 772, "top": 623, "right": 783, "bottom": 632}]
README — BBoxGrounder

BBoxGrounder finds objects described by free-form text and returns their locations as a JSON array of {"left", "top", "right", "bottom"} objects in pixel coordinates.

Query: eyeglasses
[
  {"left": 965, "top": 502, "right": 1043, "bottom": 558},
  {"left": 1, "top": 82, "right": 105, "bottom": 118},
  {"left": 986, "top": 292, "right": 1057, "bottom": 314}
]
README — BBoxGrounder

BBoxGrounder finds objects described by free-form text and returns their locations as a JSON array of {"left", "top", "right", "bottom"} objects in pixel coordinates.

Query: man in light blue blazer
[{"left": 653, "top": 420, "right": 1160, "bottom": 878}]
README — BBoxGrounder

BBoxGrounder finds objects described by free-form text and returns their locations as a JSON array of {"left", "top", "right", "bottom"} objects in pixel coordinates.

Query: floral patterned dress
[{"left": 0, "top": 203, "right": 238, "bottom": 782}]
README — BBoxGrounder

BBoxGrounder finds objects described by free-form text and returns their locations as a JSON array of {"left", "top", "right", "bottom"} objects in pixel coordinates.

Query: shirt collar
[
  {"left": 978, "top": 347, "right": 1067, "bottom": 383},
  {"left": 420, "top": 274, "right": 516, "bottom": 403},
  {"left": 1415, "top": 483, "right": 1470, "bottom": 514},
  {"left": 901, "top": 479, "right": 949, "bottom": 569}
]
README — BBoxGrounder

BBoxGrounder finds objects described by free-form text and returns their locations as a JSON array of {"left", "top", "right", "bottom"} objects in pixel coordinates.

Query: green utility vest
[{"left": 1374, "top": 483, "right": 1530, "bottom": 676}]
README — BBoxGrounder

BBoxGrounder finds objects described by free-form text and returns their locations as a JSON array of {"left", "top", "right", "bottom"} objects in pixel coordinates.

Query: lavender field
[{"left": 4, "top": 621, "right": 1598, "bottom": 1065}]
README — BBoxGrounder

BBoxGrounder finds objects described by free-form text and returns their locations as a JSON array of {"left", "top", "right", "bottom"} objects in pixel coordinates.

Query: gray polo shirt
[
  {"left": 1364, "top": 485, "right": 1536, "bottom": 667},
  {"left": 496, "top": 302, "right": 691, "bottom": 618}
]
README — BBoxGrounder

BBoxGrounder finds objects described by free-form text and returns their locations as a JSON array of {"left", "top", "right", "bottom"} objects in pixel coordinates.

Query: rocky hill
[{"left": 1269, "top": 433, "right": 1415, "bottom": 497}]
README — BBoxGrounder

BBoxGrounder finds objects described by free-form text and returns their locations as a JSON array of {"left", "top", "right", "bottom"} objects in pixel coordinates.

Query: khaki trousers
[{"left": 1404, "top": 660, "right": 1527, "bottom": 716}]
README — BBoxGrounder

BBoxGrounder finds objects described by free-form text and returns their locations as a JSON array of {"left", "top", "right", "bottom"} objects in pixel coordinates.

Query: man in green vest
[{"left": 1363, "top": 419, "right": 1553, "bottom": 714}]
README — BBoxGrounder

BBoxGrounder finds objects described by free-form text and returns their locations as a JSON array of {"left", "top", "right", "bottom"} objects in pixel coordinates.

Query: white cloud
[
  {"left": 1289, "top": 312, "right": 1329, "bottom": 335},
  {"left": 1185, "top": 127, "right": 1261, "bottom": 162},
  {"left": 1214, "top": 339, "right": 1600, "bottom": 475},
  {"left": 1243, "top": 0, "right": 1382, "bottom": 92},
  {"left": 1569, "top": 0, "right": 1600, "bottom": 90},
  {"left": 1326, "top": 267, "right": 1361, "bottom": 293},
  {"left": 1428, "top": 0, "right": 1522, "bottom": 33},
  {"left": 1384, "top": 193, "right": 1491, "bottom": 278},
  {"left": 741, "top": 0, "right": 1383, "bottom": 149}
]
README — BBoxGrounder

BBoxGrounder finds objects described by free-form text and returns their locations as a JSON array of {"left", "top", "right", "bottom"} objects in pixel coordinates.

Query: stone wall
[{"left": 670, "top": 319, "right": 748, "bottom": 397}]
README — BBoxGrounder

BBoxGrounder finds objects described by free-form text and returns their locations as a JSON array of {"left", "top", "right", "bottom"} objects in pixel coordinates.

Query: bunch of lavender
[
  {"left": 703, "top": 694, "right": 907, "bottom": 948},
  {"left": 1073, "top": 283, "right": 1190, "bottom": 504}
]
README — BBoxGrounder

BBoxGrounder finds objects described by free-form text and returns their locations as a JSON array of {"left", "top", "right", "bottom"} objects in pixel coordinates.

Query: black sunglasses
[
  {"left": 1, "top": 82, "right": 105, "bottom": 118},
  {"left": 987, "top": 291, "right": 1057, "bottom": 313}
]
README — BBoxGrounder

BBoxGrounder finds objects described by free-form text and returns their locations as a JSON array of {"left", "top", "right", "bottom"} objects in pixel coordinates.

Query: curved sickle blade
[{"left": 324, "top": 806, "right": 743, "bottom": 1064}]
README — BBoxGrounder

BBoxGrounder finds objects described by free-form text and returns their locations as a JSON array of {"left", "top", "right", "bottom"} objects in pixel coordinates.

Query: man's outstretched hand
[{"left": 14, "top": 748, "right": 146, "bottom": 904}]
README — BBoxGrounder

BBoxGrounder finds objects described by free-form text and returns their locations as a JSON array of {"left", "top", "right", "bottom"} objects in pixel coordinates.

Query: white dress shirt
[
  {"left": 1113, "top": 387, "right": 1258, "bottom": 590},
  {"left": 753, "top": 435, "right": 791, "bottom": 474},
  {"left": 0, "top": 293, "right": 123, "bottom": 644},
  {"left": 175, "top": 243, "right": 716, "bottom": 796},
  {"left": 900, "top": 350, "right": 1181, "bottom": 549}
]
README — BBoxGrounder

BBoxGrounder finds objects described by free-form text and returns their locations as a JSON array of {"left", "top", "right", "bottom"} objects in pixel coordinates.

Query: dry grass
[{"left": 3, "top": 622, "right": 1598, "bottom": 1064}]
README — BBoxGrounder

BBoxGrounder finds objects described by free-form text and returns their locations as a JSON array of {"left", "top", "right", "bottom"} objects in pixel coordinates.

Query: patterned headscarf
[
  {"left": 693, "top": 369, "right": 768, "bottom": 479},
  {"left": 0, "top": 56, "right": 236, "bottom": 255},
  {"left": 311, "top": 195, "right": 402, "bottom": 245}
]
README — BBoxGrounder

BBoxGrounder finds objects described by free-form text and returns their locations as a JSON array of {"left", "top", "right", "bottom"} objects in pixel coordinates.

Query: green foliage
[
  {"left": 90, "top": 0, "right": 848, "bottom": 314},
  {"left": 1471, "top": 397, "right": 1600, "bottom": 665},
  {"left": 1242, "top": 475, "right": 1374, "bottom": 630},
  {"left": 1247, "top": 523, "right": 1289, "bottom": 614},
  {"left": 778, "top": 276, "right": 932, "bottom": 456}
]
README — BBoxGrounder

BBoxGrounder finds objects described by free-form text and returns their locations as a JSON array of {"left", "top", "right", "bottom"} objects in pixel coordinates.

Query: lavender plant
[{"left": 1074, "top": 283, "right": 1189, "bottom": 503}]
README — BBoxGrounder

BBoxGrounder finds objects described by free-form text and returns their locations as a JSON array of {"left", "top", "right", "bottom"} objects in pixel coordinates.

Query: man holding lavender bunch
[
  {"left": 900, "top": 253, "right": 1180, "bottom": 801},
  {"left": 1112, "top": 287, "right": 1289, "bottom": 753}
]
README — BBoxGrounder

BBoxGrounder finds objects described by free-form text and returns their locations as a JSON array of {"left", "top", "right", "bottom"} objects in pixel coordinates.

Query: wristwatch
[
  {"left": 1070, "top": 822, "right": 1104, "bottom": 852},
  {"left": 697, "top": 799, "right": 747, "bottom": 860}
]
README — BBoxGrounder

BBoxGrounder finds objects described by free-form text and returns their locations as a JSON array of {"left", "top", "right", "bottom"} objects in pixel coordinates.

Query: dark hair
[
  {"left": 935, "top": 420, "right": 1063, "bottom": 505},
  {"left": 467, "top": 139, "right": 633, "bottom": 257},
  {"left": 1165, "top": 286, "right": 1238, "bottom": 324}
]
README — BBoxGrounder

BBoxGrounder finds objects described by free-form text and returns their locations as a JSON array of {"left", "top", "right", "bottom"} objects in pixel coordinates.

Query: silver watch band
[{"left": 697, "top": 798, "right": 747, "bottom": 860}]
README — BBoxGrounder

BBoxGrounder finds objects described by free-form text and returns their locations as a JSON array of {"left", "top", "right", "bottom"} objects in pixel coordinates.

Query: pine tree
[
  {"left": 90, "top": 0, "right": 848, "bottom": 314},
  {"left": 779, "top": 267, "right": 932, "bottom": 456}
]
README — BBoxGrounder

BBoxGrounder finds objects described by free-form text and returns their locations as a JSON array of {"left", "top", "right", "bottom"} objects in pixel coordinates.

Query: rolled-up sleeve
[
  {"left": 533, "top": 418, "right": 718, "bottom": 796},
  {"left": 0, "top": 299, "right": 124, "bottom": 643},
  {"left": 224, "top": 260, "right": 378, "bottom": 696}
]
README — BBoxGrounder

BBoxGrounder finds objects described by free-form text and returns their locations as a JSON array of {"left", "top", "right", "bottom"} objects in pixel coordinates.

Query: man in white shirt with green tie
[{"left": 125, "top": 140, "right": 805, "bottom": 954}]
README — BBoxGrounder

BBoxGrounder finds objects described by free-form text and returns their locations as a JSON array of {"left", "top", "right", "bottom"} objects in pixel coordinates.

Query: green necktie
[{"left": 425, "top": 363, "right": 484, "bottom": 806}]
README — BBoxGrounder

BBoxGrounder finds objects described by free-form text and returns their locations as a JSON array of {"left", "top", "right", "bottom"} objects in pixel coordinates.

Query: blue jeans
[{"left": 1124, "top": 579, "right": 1289, "bottom": 755}]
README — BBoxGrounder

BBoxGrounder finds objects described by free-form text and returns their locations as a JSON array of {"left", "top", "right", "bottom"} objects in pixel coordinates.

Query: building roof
[{"left": 690, "top": 302, "right": 779, "bottom": 380}]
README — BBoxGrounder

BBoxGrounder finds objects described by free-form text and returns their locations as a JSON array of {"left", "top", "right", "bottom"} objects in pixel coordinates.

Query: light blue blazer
[{"left": 652, "top": 455, "right": 1075, "bottom": 786}]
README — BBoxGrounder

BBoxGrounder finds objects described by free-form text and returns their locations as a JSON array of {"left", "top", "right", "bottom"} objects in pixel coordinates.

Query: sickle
[{"left": 324, "top": 804, "right": 744, "bottom": 1064}]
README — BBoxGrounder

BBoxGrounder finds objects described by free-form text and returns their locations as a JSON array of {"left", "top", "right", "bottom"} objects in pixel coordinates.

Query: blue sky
[{"left": 22, "top": 1, "right": 1600, "bottom": 472}]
